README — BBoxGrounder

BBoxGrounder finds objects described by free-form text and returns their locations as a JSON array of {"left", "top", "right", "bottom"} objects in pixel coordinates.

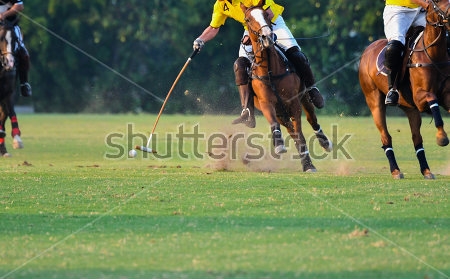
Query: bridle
[
  {"left": 244, "top": 6, "right": 274, "bottom": 57},
  {"left": 426, "top": 0, "right": 449, "bottom": 29},
  {"left": 408, "top": 0, "right": 450, "bottom": 74}
]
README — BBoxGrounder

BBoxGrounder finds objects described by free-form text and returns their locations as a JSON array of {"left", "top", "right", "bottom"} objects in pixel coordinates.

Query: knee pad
[
  {"left": 234, "top": 57, "right": 251, "bottom": 85},
  {"left": 384, "top": 40, "right": 404, "bottom": 70}
]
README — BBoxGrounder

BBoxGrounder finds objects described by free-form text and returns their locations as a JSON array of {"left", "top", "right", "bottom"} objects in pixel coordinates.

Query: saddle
[{"left": 376, "top": 26, "right": 425, "bottom": 76}]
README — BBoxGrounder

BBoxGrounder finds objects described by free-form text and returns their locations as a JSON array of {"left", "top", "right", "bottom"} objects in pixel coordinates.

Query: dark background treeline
[{"left": 17, "top": 0, "right": 386, "bottom": 116}]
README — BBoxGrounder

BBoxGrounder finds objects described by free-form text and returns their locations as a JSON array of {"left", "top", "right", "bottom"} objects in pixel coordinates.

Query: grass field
[{"left": 0, "top": 114, "right": 449, "bottom": 279}]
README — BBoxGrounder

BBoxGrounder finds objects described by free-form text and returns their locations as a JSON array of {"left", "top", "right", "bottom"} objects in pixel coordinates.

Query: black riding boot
[
  {"left": 17, "top": 45, "right": 32, "bottom": 97},
  {"left": 384, "top": 40, "right": 404, "bottom": 106},
  {"left": 232, "top": 57, "right": 255, "bottom": 128},
  {"left": 285, "top": 47, "right": 324, "bottom": 109}
]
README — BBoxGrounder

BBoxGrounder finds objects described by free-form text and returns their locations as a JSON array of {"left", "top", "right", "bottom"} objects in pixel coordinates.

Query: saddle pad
[
  {"left": 376, "top": 30, "right": 424, "bottom": 76},
  {"left": 376, "top": 46, "right": 388, "bottom": 76}
]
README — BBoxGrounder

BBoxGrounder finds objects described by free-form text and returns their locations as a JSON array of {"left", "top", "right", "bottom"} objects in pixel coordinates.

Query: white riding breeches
[{"left": 383, "top": 5, "right": 426, "bottom": 45}]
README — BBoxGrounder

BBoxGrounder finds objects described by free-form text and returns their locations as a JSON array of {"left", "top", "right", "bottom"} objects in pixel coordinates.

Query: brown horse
[
  {"left": 359, "top": 0, "right": 450, "bottom": 179},
  {"left": 241, "top": 2, "right": 332, "bottom": 172},
  {"left": 0, "top": 20, "right": 21, "bottom": 157}
]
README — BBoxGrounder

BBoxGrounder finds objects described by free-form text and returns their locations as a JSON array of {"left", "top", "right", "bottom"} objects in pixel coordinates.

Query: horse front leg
[
  {"left": 285, "top": 107, "right": 316, "bottom": 172},
  {"left": 425, "top": 93, "right": 449, "bottom": 147},
  {"left": 402, "top": 107, "right": 435, "bottom": 179},
  {"left": 258, "top": 100, "right": 287, "bottom": 155},
  {"left": 0, "top": 121, "right": 9, "bottom": 157},
  {"left": 301, "top": 96, "right": 332, "bottom": 152}
]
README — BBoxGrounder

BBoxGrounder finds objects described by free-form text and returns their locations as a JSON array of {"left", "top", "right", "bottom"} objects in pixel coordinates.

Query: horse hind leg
[
  {"left": 284, "top": 116, "right": 317, "bottom": 172},
  {"left": 369, "top": 92, "right": 404, "bottom": 178}
]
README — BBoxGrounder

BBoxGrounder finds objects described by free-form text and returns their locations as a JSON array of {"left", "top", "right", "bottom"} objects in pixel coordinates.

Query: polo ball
[{"left": 128, "top": 149, "right": 137, "bottom": 158}]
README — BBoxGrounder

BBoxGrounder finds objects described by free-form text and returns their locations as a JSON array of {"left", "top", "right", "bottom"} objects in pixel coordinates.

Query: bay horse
[
  {"left": 359, "top": 0, "right": 450, "bottom": 179},
  {"left": 0, "top": 20, "right": 22, "bottom": 157},
  {"left": 241, "top": 2, "right": 332, "bottom": 172}
]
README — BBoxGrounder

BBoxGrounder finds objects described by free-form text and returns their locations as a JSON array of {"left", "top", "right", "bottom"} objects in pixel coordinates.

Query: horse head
[
  {"left": 0, "top": 21, "right": 17, "bottom": 72},
  {"left": 426, "top": 0, "right": 450, "bottom": 30},
  {"left": 242, "top": 3, "right": 274, "bottom": 50}
]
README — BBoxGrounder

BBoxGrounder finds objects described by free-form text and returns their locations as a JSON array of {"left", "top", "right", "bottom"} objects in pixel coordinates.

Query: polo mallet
[{"left": 136, "top": 49, "right": 199, "bottom": 154}]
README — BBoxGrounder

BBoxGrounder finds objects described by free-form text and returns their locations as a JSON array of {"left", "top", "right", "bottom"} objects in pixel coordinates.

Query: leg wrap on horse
[
  {"left": 285, "top": 47, "right": 315, "bottom": 87},
  {"left": 429, "top": 100, "right": 444, "bottom": 127},
  {"left": 271, "top": 123, "right": 286, "bottom": 154},
  {"left": 414, "top": 143, "right": 430, "bottom": 175},
  {"left": 382, "top": 145, "right": 400, "bottom": 173},
  {"left": 234, "top": 57, "right": 251, "bottom": 85}
]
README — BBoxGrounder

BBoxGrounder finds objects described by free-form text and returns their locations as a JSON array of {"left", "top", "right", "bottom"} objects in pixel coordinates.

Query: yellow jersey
[
  {"left": 385, "top": 0, "right": 419, "bottom": 8},
  {"left": 209, "top": 0, "right": 284, "bottom": 28}
]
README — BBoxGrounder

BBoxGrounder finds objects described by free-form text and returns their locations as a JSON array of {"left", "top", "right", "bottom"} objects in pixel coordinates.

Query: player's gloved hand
[{"left": 193, "top": 38, "right": 205, "bottom": 51}]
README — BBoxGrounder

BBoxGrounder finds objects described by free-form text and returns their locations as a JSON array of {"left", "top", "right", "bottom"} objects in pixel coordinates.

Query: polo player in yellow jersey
[
  {"left": 193, "top": 0, "right": 324, "bottom": 128},
  {"left": 383, "top": 0, "right": 427, "bottom": 105}
]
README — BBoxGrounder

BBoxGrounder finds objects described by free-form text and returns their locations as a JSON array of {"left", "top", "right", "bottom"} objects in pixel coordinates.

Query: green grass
[{"left": 0, "top": 114, "right": 449, "bottom": 279}]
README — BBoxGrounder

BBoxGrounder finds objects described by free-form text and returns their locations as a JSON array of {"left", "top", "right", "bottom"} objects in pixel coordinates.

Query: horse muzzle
[{"left": 259, "top": 26, "right": 275, "bottom": 49}]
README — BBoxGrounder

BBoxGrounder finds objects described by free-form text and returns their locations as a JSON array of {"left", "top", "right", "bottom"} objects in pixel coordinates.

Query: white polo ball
[{"left": 128, "top": 149, "right": 137, "bottom": 158}]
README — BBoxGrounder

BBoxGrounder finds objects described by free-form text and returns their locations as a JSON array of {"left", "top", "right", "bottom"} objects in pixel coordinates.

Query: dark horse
[
  {"left": 359, "top": 0, "right": 450, "bottom": 179},
  {"left": 0, "top": 20, "right": 22, "bottom": 157},
  {"left": 241, "top": 1, "right": 332, "bottom": 172}
]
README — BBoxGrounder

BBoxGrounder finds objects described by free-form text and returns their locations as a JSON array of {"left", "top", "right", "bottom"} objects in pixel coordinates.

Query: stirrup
[
  {"left": 385, "top": 89, "right": 399, "bottom": 106},
  {"left": 232, "top": 108, "right": 256, "bottom": 128}
]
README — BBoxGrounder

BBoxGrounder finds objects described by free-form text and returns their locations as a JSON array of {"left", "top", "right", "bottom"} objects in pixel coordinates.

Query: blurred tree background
[{"left": 16, "top": 0, "right": 387, "bottom": 116}]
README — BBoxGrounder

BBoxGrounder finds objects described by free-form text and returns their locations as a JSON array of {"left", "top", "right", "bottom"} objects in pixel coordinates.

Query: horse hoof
[
  {"left": 274, "top": 145, "right": 287, "bottom": 155},
  {"left": 323, "top": 140, "right": 333, "bottom": 152},
  {"left": 423, "top": 169, "right": 435, "bottom": 180},
  {"left": 391, "top": 170, "right": 404, "bottom": 179},
  {"left": 13, "top": 135, "right": 23, "bottom": 149},
  {"left": 436, "top": 136, "right": 449, "bottom": 147},
  {"left": 305, "top": 168, "right": 317, "bottom": 173},
  {"left": 315, "top": 131, "right": 333, "bottom": 152}
]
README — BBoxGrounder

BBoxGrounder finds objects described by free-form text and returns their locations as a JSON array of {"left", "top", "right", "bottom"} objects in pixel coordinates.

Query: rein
[{"left": 407, "top": 0, "right": 450, "bottom": 76}]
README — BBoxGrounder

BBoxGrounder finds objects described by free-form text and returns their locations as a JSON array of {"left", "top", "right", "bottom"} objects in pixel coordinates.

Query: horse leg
[
  {"left": 301, "top": 96, "right": 332, "bottom": 152},
  {"left": 283, "top": 106, "right": 316, "bottom": 172},
  {"left": 368, "top": 93, "right": 404, "bottom": 179},
  {"left": 0, "top": 122, "right": 9, "bottom": 157},
  {"left": 425, "top": 94, "right": 449, "bottom": 147},
  {"left": 8, "top": 100, "right": 23, "bottom": 149},
  {"left": 257, "top": 99, "right": 287, "bottom": 154},
  {"left": 402, "top": 107, "right": 435, "bottom": 179}
]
